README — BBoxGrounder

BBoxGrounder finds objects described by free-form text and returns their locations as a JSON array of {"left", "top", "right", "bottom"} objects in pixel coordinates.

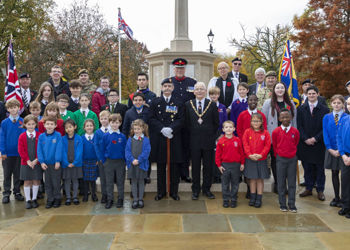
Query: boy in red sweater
[
  {"left": 272, "top": 108, "right": 300, "bottom": 212},
  {"left": 216, "top": 121, "right": 245, "bottom": 208}
]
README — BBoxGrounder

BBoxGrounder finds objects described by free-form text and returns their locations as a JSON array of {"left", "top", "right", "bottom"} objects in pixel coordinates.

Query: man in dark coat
[
  {"left": 19, "top": 73, "right": 37, "bottom": 118},
  {"left": 47, "top": 65, "right": 71, "bottom": 98},
  {"left": 249, "top": 67, "right": 265, "bottom": 95},
  {"left": 228, "top": 57, "right": 248, "bottom": 83},
  {"left": 297, "top": 86, "right": 329, "bottom": 201},
  {"left": 149, "top": 78, "right": 184, "bottom": 201},
  {"left": 185, "top": 82, "right": 219, "bottom": 200},
  {"left": 127, "top": 73, "right": 156, "bottom": 109},
  {"left": 100, "top": 88, "right": 128, "bottom": 123}
]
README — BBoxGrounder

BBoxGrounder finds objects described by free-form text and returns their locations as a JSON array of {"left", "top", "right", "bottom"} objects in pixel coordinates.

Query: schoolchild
[
  {"left": 323, "top": 95, "right": 347, "bottom": 207},
  {"left": 34, "top": 82, "right": 55, "bottom": 116},
  {"left": 0, "top": 99, "right": 25, "bottom": 204},
  {"left": 67, "top": 79, "right": 83, "bottom": 112},
  {"left": 82, "top": 119, "right": 99, "bottom": 202},
  {"left": 18, "top": 115, "right": 42, "bottom": 209},
  {"left": 57, "top": 94, "right": 75, "bottom": 121},
  {"left": 38, "top": 102, "right": 65, "bottom": 135},
  {"left": 229, "top": 82, "right": 249, "bottom": 127},
  {"left": 74, "top": 93, "right": 99, "bottom": 135},
  {"left": 102, "top": 113, "right": 127, "bottom": 209},
  {"left": 215, "top": 120, "right": 245, "bottom": 208},
  {"left": 125, "top": 119, "right": 151, "bottom": 209},
  {"left": 272, "top": 108, "right": 300, "bottom": 212},
  {"left": 242, "top": 113, "right": 271, "bottom": 208},
  {"left": 62, "top": 119, "right": 83, "bottom": 205},
  {"left": 37, "top": 116, "right": 63, "bottom": 208},
  {"left": 29, "top": 101, "right": 43, "bottom": 121}
]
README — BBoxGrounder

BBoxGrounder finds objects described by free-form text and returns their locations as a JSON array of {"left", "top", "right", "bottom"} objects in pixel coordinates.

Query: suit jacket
[
  {"left": 149, "top": 96, "right": 184, "bottom": 163},
  {"left": 297, "top": 101, "right": 329, "bottom": 164},
  {"left": 185, "top": 98, "right": 219, "bottom": 150},
  {"left": 20, "top": 89, "right": 38, "bottom": 118},
  {"left": 228, "top": 71, "right": 248, "bottom": 83},
  {"left": 248, "top": 82, "right": 265, "bottom": 96},
  {"left": 299, "top": 94, "right": 327, "bottom": 107},
  {"left": 101, "top": 102, "right": 128, "bottom": 120},
  {"left": 122, "top": 106, "right": 150, "bottom": 136},
  {"left": 0, "top": 101, "right": 7, "bottom": 124},
  {"left": 67, "top": 98, "right": 80, "bottom": 113}
]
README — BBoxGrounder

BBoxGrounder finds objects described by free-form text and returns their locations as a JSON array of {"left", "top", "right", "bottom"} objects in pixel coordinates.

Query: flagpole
[{"left": 118, "top": 8, "right": 122, "bottom": 102}]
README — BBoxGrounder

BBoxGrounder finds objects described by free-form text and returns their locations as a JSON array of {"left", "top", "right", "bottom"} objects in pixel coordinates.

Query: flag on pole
[
  {"left": 118, "top": 9, "right": 134, "bottom": 40},
  {"left": 5, "top": 39, "right": 24, "bottom": 111},
  {"left": 278, "top": 40, "right": 300, "bottom": 108}
]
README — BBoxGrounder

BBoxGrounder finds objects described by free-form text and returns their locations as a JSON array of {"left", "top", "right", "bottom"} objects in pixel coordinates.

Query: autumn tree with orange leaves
[{"left": 292, "top": 0, "right": 350, "bottom": 97}]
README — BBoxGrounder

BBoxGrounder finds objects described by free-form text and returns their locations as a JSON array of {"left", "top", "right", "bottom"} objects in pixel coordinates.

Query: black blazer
[
  {"left": 248, "top": 83, "right": 258, "bottom": 95},
  {"left": 0, "top": 101, "right": 7, "bottom": 124},
  {"left": 101, "top": 102, "right": 128, "bottom": 121},
  {"left": 20, "top": 89, "right": 38, "bottom": 118},
  {"left": 185, "top": 98, "right": 219, "bottom": 150},
  {"left": 228, "top": 71, "right": 248, "bottom": 83},
  {"left": 67, "top": 98, "right": 80, "bottom": 113},
  {"left": 122, "top": 106, "right": 150, "bottom": 136},
  {"left": 297, "top": 101, "right": 329, "bottom": 164}
]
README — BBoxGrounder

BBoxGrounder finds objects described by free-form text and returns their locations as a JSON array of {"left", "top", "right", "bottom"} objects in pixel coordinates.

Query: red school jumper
[
  {"left": 215, "top": 135, "right": 245, "bottom": 167},
  {"left": 272, "top": 126, "right": 300, "bottom": 158},
  {"left": 236, "top": 110, "right": 267, "bottom": 139},
  {"left": 242, "top": 128, "right": 271, "bottom": 160},
  {"left": 18, "top": 132, "right": 41, "bottom": 165}
]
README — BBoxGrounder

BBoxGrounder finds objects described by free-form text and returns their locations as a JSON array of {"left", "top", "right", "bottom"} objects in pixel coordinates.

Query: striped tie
[
  {"left": 335, "top": 114, "right": 339, "bottom": 125},
  {"left": 22, "top": 89, "right": 28, "bottom": 107}
]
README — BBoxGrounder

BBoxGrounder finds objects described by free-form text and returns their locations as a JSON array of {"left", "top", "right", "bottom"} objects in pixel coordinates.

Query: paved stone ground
[{"left": 1, "top": 162, "right": 349, "bottom": 249}]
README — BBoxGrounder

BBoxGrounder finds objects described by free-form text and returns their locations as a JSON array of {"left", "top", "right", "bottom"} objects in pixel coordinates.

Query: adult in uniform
[
  {"left": 228, "top": 57, "right": 248, "bottom": 83},
  {"left": 185, "top": 82, "right": 219, "bottom": 200},
  {"left": 169, "top": 58, "right": 196, "bottom": 183},
  {"left": 19, "top": 73, "right": 37, "bottom": 118},
  {"left": 78, "top": 69, "right": 97, "bottom": 99},
  {"left": 149, "top": 78, "right": 184, "bottom": 201}
]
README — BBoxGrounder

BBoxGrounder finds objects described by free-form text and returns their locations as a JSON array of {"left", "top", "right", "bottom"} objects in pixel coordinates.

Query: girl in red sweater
[
  {"left": 38, "top": 102, "right": 65, "bottom": 135},
  {"left": 242, "top": 113, "right": 271, "bottom": 208},
  {"left": 18, "top": 115, "right": 41, "bottom": 209}
]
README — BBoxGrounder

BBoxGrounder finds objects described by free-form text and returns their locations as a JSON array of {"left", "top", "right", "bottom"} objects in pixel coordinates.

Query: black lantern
[{"left": 207, "top": 29, "right": 214, "bottom": 53}]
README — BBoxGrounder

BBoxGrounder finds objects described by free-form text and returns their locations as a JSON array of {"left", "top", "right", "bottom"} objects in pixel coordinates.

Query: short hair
[
  {"left": 108, "top": 88, "right": 119, "bottom": 96},
  {"left": 43, "top": 102, "right": 60, "bottom": 119},
  {"left": 56, "top": 93, "right": 70, "bottom": 102},
  {"left": 64, "top": 118, "right": 76, "bottom": 128},
  {"left": 44, "top": 116, "right": 57, "bottom": 125},
  {"left": 23, "top": 114, "right": 38, "bottom": 125},
  {"left": 194, "top": 82, "right": 206, "bottom": 90},
  {"left": 208, "top": 86, "right": 220, "bottom": 95},
  {"left": 83, "top": 118, "right": 95, "bottom": 129},
  {"left": 248, "top": 94, "right": 258, "bottom": 100},
  {"left": 237, "top": 82, "right": 249, "bottom": 90},
  {"left": 69, "top": 79, "right": 82, "bottom": 89},
  {"left": 29, "top": 101, "right": 41, "bottom": 110},
  {"left": 109, "top": 113, "right": 122, "bottom": 123},
  {"left": 99, "top": 110, "right": 111, "bottom": 118},
  {"left": 51, "top": 65, "right": 62, "bottom": 72},
  {"left": 330, "top": 94, "right": 345, "bottom": 104},
  {"left": 279, "top": 108, "right": 291, "bottom": 115},
  {"left": 80, "top": 93, "right": 90, "bottom": 101},
  {"left": 130, "top": 119, "right": 149, "bottom": 137},
  {"left": 133, "top": 92, "right": 145, "bottom": 100},
  {"left": 255, "top": 67, "right": 266, "bottom": 75},
  {"left": 306, "top": 85, "right": 319, "bottom": 94},
  {"left": 217, "top": 62, "right": 229, "bottom": 69},
  {"left": 223, "top": 120, "right": 235, "bottom": 128},
  {"left": 5, "top": 99, "right": 20, "bottom": 109},
  {"left": 137, "top": 73, "right": 149, "bottom": 80},
  {"left": 100, "top": 76, "right": 110, "bottom": 82}
]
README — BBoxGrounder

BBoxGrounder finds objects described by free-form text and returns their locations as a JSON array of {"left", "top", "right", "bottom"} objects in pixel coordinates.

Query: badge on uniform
[
  {"left": 292, "top": 134, "right": 295, "bottom": 138},
  {"left": 52, "top": 139, "right": 56, "bottom": 144},
  {"left": 166, "top": 105, "right": 178, "bottom": 113},
  {"left": 261, "top": 135, "right": 265, "bottom": 140},
  {"left": 234, "top": 141, "right": 238, "bottom": 147},
  {"left": 118, "top": 138, "right": 122, "bottom": 143},
  {"left": 112, "top": 140, "right": 117, "bottom": 144},
  {"left": 187, "top": 86, "right": 194, "bottom": 92},
  {"left": 218, "top": 108, "right": 223, "bottom": 113}
]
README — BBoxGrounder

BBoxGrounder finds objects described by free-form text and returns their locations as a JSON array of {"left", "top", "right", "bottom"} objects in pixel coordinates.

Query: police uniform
[
  {"left": 149, "top": 81, "right": 185, "bottom": 199},
  {"left": 166, "top": 58, "right": 197, "bottom": 181}
]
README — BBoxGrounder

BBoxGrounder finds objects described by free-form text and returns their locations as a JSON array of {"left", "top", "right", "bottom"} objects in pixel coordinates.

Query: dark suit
[
  {"left": 149, "top": 96, "right": 184, "bottom": 196},
  {"left": 20, "top": 89, "right": 38, "bottom": 118},
  {"left": 297, "top": 101, "right": 329, "bottom": 192},
  {"left": 67, "top": 98, "right": 80, "bottom": 112},
  {"left": 122, "top": 106, "right": 150, "bottom": 137},
  {"left": 0, "top": 101, "right": 7, "bottom": 124},
  {"left": 185, "top": 98, "right": 219, "bottom": 194},
  {"left": 101, "top": 102, "right": 128, "bottom": 121},
  {"left": 248, "top": 82, "right": 265, "bottom": 95},
  {"left": 299, "top": 94, "right": 327, "bottom": 107},
  {"left": 228, "top": 71, "right": 248, "bottom": 83}
]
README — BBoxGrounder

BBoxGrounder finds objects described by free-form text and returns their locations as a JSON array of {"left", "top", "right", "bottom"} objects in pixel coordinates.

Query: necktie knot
[
  {"left": 88, "top": 136, "right": 92, "bottom": 141},
  {"left": 335, "top": 114, "right": 339, "bottom": 125},
  {"left": 30, "top": 134, "right": 34, "bottom": 138},
  {"left": 12, "top": 119, "right": 16, "bottom": 123},
  {"left": 105, "top": 128, "right": 108, "bottom": 133},
  {"left": 198, "top": 101, "right": 202, "bottom": 114}
]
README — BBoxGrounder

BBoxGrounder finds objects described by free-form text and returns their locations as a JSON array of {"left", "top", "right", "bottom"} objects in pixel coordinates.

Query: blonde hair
[
  {"left": 29, "top": 101, "right": 41, "bottom": 111},
  {"left": 5, "top": 99, "right": 20, "bottom": 109},
  {"left": 99, "top": 110, "right": 111, "bottom": 118},
  {"left": 208, "top": 86, "right": 220, "bottom": 95},
  {"left": 43, "top": 102, "right": 60, "bottom": 120},
  {"left": 23, "top": 114, "right": 38, "bottom": 126},
  {"left": 130, "top": 119, "right": 149, "bottom": 137}
]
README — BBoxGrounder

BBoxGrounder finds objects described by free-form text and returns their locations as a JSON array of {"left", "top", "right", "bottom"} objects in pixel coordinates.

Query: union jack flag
[
  {"left": 118, "top": 9, "right": 133, "bottom": 40},
  {"left": 279, "top": 40, "right": 300, "bottom": 107},
  {"left": 5, "top": 39, "right": 24, "bottom": 111}
]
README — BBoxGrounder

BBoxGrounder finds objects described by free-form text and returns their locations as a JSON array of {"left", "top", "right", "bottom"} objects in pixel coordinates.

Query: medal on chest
[{"left": 190, "top": 100, "right": 212, "bottom": 124}]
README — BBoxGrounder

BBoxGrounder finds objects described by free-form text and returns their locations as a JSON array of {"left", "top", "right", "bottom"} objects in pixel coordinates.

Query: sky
[{"left": 55, "top": 0, "right": 309, "bottom": 55}]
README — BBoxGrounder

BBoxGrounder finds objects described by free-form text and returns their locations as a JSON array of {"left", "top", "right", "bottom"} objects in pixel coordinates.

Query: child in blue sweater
[
  {"left": 0, "top": 99, "right": 25, "bottom": 204},
  {"left": 82, "top": 119, "right": 99, "bottom": 202},
  {"left": 125, "top": 119, "right": 151, "bottom": 209},
  {"left": 102, "top": 113, "right": 127, "bottom": 209},
  {"left": 62, "top": 119, "right": 83, "bottom": 206},
  {"left": 37, "top": 116, "right": 63, "bottom": 208}
]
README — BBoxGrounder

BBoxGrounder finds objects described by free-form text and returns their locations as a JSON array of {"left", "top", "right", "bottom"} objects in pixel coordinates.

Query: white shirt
[
  {"left": 85, "top": 134, "right": 94, "bottom": 140},
  {"left": 109, "top": 129, "right": 120, "bottom": 134},
  {"left": 238, "top": 97, "right": 247, "bottom": 103},
  {"left": 26, "top": 130, "right": 36, "bottom": 138},
  {"left": 163, "top": 95, "right": 172, "bottom": 103},
  {"left": 281, "top": 124, "right": 291, "bottom": 133},
  {"left": 309, "top": 101, "right": 318, "bottom": 112},
  {"left": 100, "top": 125, "right": 111, "bottom": 133},
  {"left": 333, "top": 110, "right": 343, "bottom": 117},
  {"left": 133, "top": 134, "right": 144, "bottom": 140},
  {"left": 9, "top": 115, "right": 19, "bottom": 122},
  {"left": 80, "top": 108, "right": 89, "bottom": 116},
  {"left": 60, "top": 110, "right": 67, "bottom": 116},
  {"left": 71, "top": 96, "right": 79, "bottom": 103},
  {"left": 207, "top": 77, "right": 239, "bottom": 100},
  {"left": 232, "top": 71, "right": 240, "bottom": 79},
  {"left": 41, "top": 99, "right": 48, "bottom": 105},
  {"left": 196, "top": 98, "right": 205, "bottom": 111},
  {"left": 21, "top": 87, "right": 31, "bottom": 102},
  {"left": 248, "top": 108, "right": 258, "bottom": 115}
]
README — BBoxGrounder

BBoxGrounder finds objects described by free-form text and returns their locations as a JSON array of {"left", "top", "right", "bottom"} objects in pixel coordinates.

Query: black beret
[
  {"left": 346, "top": 80, "right": 350, "bottom": 87},
  {"left": 161, "top": 78, "right": 173, "bottom": 85},
  {"left": 231, "top": 57, "right": 242, "bottom": 63},
  {"left": 301, "top": 79, "right": 312, "bottom": 85},
  {"left": 172, "top": 58, "right": 187, "bottom": 67},
  {"left": 19, "top": 73, "right": 30, "bottom": 79}
]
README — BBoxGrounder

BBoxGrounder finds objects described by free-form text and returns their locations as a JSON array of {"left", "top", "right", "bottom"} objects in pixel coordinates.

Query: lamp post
[{"left": 207, "top": 29, "right": 214, "bottom": 54}]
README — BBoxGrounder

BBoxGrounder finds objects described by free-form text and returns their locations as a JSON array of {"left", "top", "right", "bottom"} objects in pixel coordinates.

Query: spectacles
[
  {"left": 251, "top": 120, "right": 262, "bottom": 123},
  {"left": 233, "top": 63, "right": 242, "bottom": 66},
  {"left": 108, "top": 95, "right": 118, "bottom": 97},
  {"left": 194, "top": 88, "right": 206, "bottom": 91},
  {"left": 218, "top": 67, "right": 228, "bottom": 70}
]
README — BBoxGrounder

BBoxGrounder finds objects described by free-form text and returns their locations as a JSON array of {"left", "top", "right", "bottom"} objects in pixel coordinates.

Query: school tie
[
  {"left": 334, "top": 114, "right": 339, "bottom": 125},
  {"left": 284, "top": 128, "right": 288, "bottom": 133},
  {"left": 198, "top": 101, "right": 202, "bottom": 114},
  {"left": 30, "top": 134, "right": 34, "bottom": 139},
  {"left": 12, "top": 119, "right": 16, "bottom": 123},
  {"left": 105, "top": 128, "right": 108, "bottom": 133},
  {"left": 83, "top": 111, "right": 86, "bottom": 117},
  {"left": 88, "top": 136, "right": 92, "bottom": 141},
  {"left": 310, "top": 104, "right": 314, "bottom": 114},
  {"left": 22, "top": 89, "right": 29, "bottom": 107},
  {"left": 74, "top": 98, "right": 79, "bottom": 104}
]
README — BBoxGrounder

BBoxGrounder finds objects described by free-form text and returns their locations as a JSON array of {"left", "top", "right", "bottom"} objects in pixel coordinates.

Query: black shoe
[
  {"left": 346, "top": 213, "right": 350, "bottom": 219},
  {"left": 116, "top": 198, "right": 123, "bottom": 208},
  {"left": 254, "top": 195, "right": 262, "bottom": 208},
  {"left": 25, "top": 201, "right": 32, "bottom": 209},
  {"left": 37, "top": 192, "right": 44, "bottom": 200},
  {"left": 82, "top": 195, "right": 88, "bottom": 202},
  {"left": 105, "top": 200, "right": 113, "bottom": 209},
  {"left": 336, "top": 200, "right": 343, "bottom": 208},
  {"left": 32, "top": 200, "right": 39, "bottom": 208},
  {"left": 65, "top": 198, "right": 71, "bottom": 206},
  {"left": 101, "top": 195, "right": 107, "bottom": 204},
  {"left": 91, "top": 193, "right": 98, "bottom": 202},
  {"left": 203, "top": 191, "right": 215, "bottom": 199},
  {"left": 132, "top": 201, "right": 138, "bottom": 209},
  {"left": 145, "top": 177, "right": 151, "bottom": 184},
  {"left": 249, "top": 193, "right": 256, "bottom": 206},
  {"left": 14, "top": 193, "right": 24, "bottom": 201},
  {"left": 192, "top": 193, "right": 199, "bottom": 200},
  {"left": 2, "top": 195, "right": 10, "bottom": 204},
  {"left": 300, "top": 182, "right": 306, "bottom": 187},
  {"left": 170, "top": 194, "right": 180, "bottom": 201},
  {"left": 330, "top": 198, "right": 340, "bottom": 207},
  {"left": 53, "top": 199, "right": 61, "bottom": 208},
  {"left": 138, "top": 200, "right": 144, "bottom": 208},
  {"left": 338, "top": 208, "right": 350, "bottom": 216},
  {"left": 73, "top": 198, "right": 79, "bottom": 205},
  {"left": 245, "top": 190, "right": 251, "bottom": 199},
  {"left": 213, "top": 177, "right": 221, "bottom": 184},
  {"left": 223, "top": 200, "right": 229, "bottom": 208},
  {"left": 130, "top": 192, "right": 133, "bottom": 198},
  {"left": 46, "top": 201, "right": 53, "bottom": 209},
  {"left": 182, "top": 177, "right": 192, "bottom": 183},
  {"left": 155, "top": 194, "right": 165, "bottom": 201},
  {"left": 231, "top": 200, "right": 237, "bottom": 208}
]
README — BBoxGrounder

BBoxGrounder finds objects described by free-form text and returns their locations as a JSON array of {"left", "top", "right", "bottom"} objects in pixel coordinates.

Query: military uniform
[
  {"left": 149, "top": 96, "right": 184, "bottom": 197},
  {"left": 257, "top": 87, "right": 272, "bottom": 110},
  {"left": 81, "top": 82, "right": 97, "bottom": 99}
]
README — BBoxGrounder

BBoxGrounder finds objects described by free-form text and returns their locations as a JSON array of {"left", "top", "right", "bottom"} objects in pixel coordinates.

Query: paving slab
[
  {"left": 182, "top": 214, "right": 231, "bottom": 232},
  {"left": 85, "top": 215, "right": 145, "bottom": 233},
  {"left": 40, "top": 215, "right": 92, "bottom": 234}
]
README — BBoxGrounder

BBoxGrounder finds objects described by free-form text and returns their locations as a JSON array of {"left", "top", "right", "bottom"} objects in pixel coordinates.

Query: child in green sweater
[
  {"left": 74, "top": 93, "right": 99, "bottom": 135},
  {"left": 57, "top": 94, "right": 75, "bottom": 121}
]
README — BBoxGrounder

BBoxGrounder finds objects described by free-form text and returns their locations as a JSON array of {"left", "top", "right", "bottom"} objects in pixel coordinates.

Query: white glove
[
  {"left": 167, "top": 133, "right": 173, "bottom": 139},
  {"left": 161, "top": 127, "right": 172, "bottom": 137}
]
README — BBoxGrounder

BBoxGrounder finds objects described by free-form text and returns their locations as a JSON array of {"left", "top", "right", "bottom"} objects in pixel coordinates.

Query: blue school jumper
[
  {"left": 37, "top": 131, "right": 63, "bottom": 164},
  {"left": 61, "top": 134, "right": 83, "bottom": 168},
  {"left": 0, "top": 117, "right": 25, "bottom": 156},
  {"left": 102, "top": 131, "right": 127, "bottom": 163},
  {"left": 82, "top": 134, "right": 99, "bottom": 181},
  {"left": 323, "top": 112, "right": 347, "bottom": 150}
]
